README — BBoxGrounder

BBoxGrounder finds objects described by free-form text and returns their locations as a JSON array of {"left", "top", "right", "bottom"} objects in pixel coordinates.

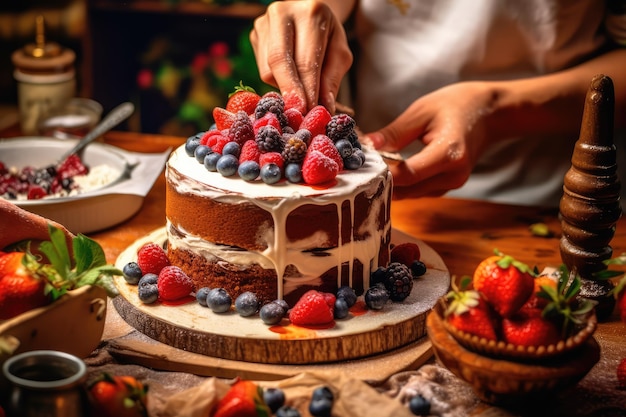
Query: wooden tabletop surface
[{"left": 3, "top": 129, "right": 625, "bottom": 412}]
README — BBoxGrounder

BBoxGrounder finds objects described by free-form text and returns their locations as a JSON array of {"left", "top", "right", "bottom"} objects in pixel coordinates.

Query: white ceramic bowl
[{"left": 0, "top": 137, "right": 147, "bottom": 234}]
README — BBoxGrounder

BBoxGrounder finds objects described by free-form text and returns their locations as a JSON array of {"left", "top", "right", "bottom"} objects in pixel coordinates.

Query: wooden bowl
[
  {"left": 426, "top": 306, "right": 600, "bottom": 406},
  {"left": 436, "top": 299, "right": 597, "bottom": 361}
]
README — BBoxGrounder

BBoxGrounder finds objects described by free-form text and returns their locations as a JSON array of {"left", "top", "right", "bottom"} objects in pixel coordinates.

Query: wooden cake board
[{"left": 110, "top": 228, "right": 450, "bottom": 382}]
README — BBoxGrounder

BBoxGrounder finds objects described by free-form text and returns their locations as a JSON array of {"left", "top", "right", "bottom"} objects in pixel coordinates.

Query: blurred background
[{"left": 0, "top": 0, "right": 275, "bottom": 137}]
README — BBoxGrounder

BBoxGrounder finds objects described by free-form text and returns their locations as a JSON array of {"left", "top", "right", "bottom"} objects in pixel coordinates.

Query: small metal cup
[{"left": 2, "top": 350, "right": 88, "bottom": 417}]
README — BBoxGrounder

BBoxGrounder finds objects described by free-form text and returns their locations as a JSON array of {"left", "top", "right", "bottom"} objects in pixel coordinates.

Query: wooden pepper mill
[{"left": 559, "top": 74, "right": 622, "bottom": 320}]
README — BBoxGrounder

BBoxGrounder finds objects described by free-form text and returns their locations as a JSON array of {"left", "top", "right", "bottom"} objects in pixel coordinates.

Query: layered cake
[
  {"left": 166, "top": 145, "right": 392, "bottom": 305},
  {"left": 164, "top": 92, "right": 392, "bottom": 306}
]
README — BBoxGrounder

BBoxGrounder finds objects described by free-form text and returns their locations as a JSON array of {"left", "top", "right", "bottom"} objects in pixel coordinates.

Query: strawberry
[
  {"left": 212, "top": 378, "right": 270, "bottom": 417},
  {"left": 444, "top": 277, "right": 498, "bottom": 341},
  {"left": 301, "top": 150, "right": 339, "bottom": 185},
  {"left": 521, "top": 274, "right": 557, "bottom": 312},
  {"left": 289, "top": 290, "right": 335, "bottom": 326},
  {"left": 157, "top": 265, "right": 194, "bottom": 301},
  {"left": 0, "top": 252, "right": 50, "bottom": 319},
  {"left": 391, "top": 243, "right": 421, "bottom": 268},
  {"left": 472, "top": 251, "right": 535, "bottom": 317},
  {"left": 137, "top": 243, "right": 170, "bottom": 276},
  {"left": 213, "top": 107, "right": 236, "bottom": 131},
  {"left": 617, "top": 357, "right": 626, "bottom": 389},
  {"left": 299, "top": 105, "right": 332, "bottom": 137},
  {"left": 240, "top": 140, "right": 261, "bottom": 163},
  {"left": 226, "top": 82, "right": 261, "bottom": 115},
  {"left": 612, "top": 274, "right": 626, "bottom": 326},
  {"left": 501, "top": 309, "right": 561, "bottom": 347},
  {"left": 259, "top": 152, "right": 284, "bottom": 171},
  {"left": 308, "top": 134, "right": 344, "bottom": 171},
  {"left": 88, "top": 373, "right": 148, "bottom": 417}
]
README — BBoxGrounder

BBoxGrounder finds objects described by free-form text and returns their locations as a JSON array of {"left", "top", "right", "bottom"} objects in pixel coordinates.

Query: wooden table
[{"left": 5, "top": 129, "right": 625, "bottom": 414}]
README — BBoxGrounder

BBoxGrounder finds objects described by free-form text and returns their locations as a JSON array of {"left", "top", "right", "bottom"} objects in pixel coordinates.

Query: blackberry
[
  {"left": 255, "top": 94, "right": 288, "bottom": 127},
  {"left": 228, "top": 110, "right": 254, "bottom": 146},
  {"left": 256, "top": 125, "right": 284, "bottom": 153},
  {"left": 326, "top": 113, "right": 356, "bottom": 142},
  {"left": 282, "top": 137, "right": 307, "bottom": 164},
  {"left": 384, "top": 262, "right": 414, "bottom": 301}
]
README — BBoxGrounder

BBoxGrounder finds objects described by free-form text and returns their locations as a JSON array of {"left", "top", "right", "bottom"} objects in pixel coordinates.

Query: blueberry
[
  {"left": 263, "top": 387, "right": 286, "bottom": 413},
  {"left": 343, "top": 153, "right": 363, "bottom": 170},
  {"left": 364, "top": 284, "right": 389, "bottom": 310},
  {"left": 309, "top": 393, "right": 333, "bottom": 417},
  {"left": 138, "top": 273, "right": 158, "bottom": 287},
  {"left": 312, "top": 386, "right": 334, "bottom": 402},
  {"left": 411, "top": 260, "right": 427, "bottom": 277},
  {"left": 334, "top": 297, "right": 349, "bottom": 319},
  {"left": 122, "top": 262, "right": 142, "bottom": 285},
  {"left": 334, "top": 139, "right": 353, "bottom": 158},
  {"left": 216, "top": 154, "right": 239, "bottom": 177},
  {"left": 138, "top": 283, "right": 159, "bottom": 304},
  {"left": 238, "top": 160, "right": 261, "bottom": 181},
  {"left": 260, "top": 163, "right": 282, "bottom": 184},
  {"left": 259, "top": 301, "right": 286, "bottom": 325},
  {"left": 273, "top": 299, "right": 290, "bottom": 312},
  {"left": 409, "top": 394, "right": 431, "bottom": 416},
  {"left": 284, "top": 163, "right": 303, "bottom": 183},
  {"left": 207, "top": 288, "right": 232, "bottom": 313},
  {"left": 294, "top": 128, "right": 311, "bottom": 144},
  {"left": 195, "top": 287, "right": 211, "bottom": 307},
  {"left": 235, "top": 291, "right": 259, "bottom": 317},
  {"left": 222, "top": 141, "right": 241, "bottom": 158},
  {"left": 194, "top": 144, "right": 212, "bottom": 164},
  {"left": 204, "top": 152, "right": 221, "bottom": 172},
  {"left": 336, "top": 285, "right": 357, "bottom": 308},
  {"left": 276, "top": 406, "right": 301, "bottom": 417},
  {"left": 185, "top": 132, "right": 204, "bottom": 157},
  {"left": 370, "top": 266, "right": 387, "bottom": 287}
]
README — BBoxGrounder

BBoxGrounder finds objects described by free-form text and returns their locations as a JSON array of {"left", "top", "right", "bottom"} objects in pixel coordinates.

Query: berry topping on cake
[
  {"left": 157, "top": 265, "right": 194, "bottom": 301},
  {"left": 288, "top": 290, "right": 335, "bottom": 326},
  {"left": 301, "top": 151, "right": 339, "bottom": 185},
  {"left": 364, "top": 284, "right": 389, "bottom": 310},
  {"left": 299, "top": 105, "right": 332, "bottom": 137},
  {"left": 382, "top": 262, "right": 414, "bottom": 302},
  {"left": 136, "top": 243, "right": 170, "bottom": 276},
  {"left": 390, "top": 242, "right": 421, "bottom": 268},
  {"left": 326, "top": 113, "right": 356, "bottom": 142}
]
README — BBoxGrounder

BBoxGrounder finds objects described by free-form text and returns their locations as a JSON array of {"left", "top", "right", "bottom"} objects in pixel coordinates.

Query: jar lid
[{"left": 11, "top": 15, "right": 75, "bottom": 74}]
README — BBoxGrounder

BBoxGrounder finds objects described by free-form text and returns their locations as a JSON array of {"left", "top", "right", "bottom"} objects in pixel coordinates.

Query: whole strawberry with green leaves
[
  {"left": 226, "top": 82, "right": 261, "bottom": 116},
  {"left": 444, "top": 276, "right": 498, "bottom": 341},
  {"left": 88, "top": 373, "right": 148, "bottom": 417},
  {"left": 0, "top": 225, "right": 121, "bottom": 320}
]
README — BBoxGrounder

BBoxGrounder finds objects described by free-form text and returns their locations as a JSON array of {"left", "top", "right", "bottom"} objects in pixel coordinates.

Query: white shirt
[{"left": 352, "top": 0, "right": 626, "bottom": 207}]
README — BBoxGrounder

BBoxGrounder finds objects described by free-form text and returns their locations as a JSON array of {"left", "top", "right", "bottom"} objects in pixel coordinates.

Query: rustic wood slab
[{"left": 112, "top": 228, "right": 450, "bottom": 365}]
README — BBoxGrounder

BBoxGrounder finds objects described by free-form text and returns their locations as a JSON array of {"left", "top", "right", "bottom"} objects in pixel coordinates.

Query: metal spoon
[{"left": 57, "top": 101, "right": 135, "bottom": 163}]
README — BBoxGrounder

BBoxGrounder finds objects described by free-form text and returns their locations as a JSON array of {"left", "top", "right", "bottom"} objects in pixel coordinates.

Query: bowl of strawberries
[{"left": 426, "top": 250, "right": 600, "bottom": 405}]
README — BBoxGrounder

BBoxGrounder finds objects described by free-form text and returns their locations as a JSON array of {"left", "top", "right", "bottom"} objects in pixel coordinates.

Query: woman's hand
[
  {"left": 250, "top": 0, "right": 354, "bottom": 114},
  {"left": 366, "top": 82, "right": 504, "bottom": 199}
]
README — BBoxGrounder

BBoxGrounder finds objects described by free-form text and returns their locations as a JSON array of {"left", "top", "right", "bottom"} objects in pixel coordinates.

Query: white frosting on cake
[{"left": 166, "top": 144, "right": 392, "bottom": 299}]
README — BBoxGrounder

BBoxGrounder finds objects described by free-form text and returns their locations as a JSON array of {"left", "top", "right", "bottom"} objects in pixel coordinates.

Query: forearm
[{"left": 488, "top": 47, "right": 626, "bottom": 140}]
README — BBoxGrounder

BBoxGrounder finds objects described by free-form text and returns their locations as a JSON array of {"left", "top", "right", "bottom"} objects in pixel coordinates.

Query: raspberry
[
  {"left": 326, "top": 113, "right": 356, "bottom": 142},
  {"left": 300, "top": 105, "right": 332, "bottom": 137},
  {"left": 199, "top": 129, "right": 223, "bottom": 146},
  {"left": 618, "top": 357, "right": 626, "bottom": 389},
  {"left": 390, "top": 242, "right": 421, "bottom": 269},
  {"left": 256, "top": 125, "right": 285, "bottom": 153},
  {"left": 239, "top": 140, "right": 261, "bottom": 163},
  {"left": 253, "top": 112, "right": 282, "bottom": 135},
  {"left": 289, "top": 290, "right": 334, "bottom": 326},
  {"left": 301, "top": 150, "right": 339, "bottom": 185},
  {"left": 282, "top": 137, "right": 307, "bottom": 164},
  {"left": 137, "top": 243, "right": 170, "bottom": 276},
  {"left": 285, "top": 107, "right": 304, "bottom": 131},
  {"left": 383, "top": 262, "right": 414, "bottom": 301},
  {"left": 282, "top": 91, "right": 306, "bottom": 114},
  {"left": 308, "top": 134, "right": 344, "bottom": 171},
  {"left": 259, "top": 152, "right": 284, "bottom": 170},
  {"left": 157, "top": 265, "right": 194, "bottom": 301},
  {"left": 57, "top": 154, "right": 88, "bottom": 179},
  {"left": 211, "top": 135, "right": 232, "bottom": 154},
  {"left": 228, "top": 110, "right": 255, "bottom": 146}
]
